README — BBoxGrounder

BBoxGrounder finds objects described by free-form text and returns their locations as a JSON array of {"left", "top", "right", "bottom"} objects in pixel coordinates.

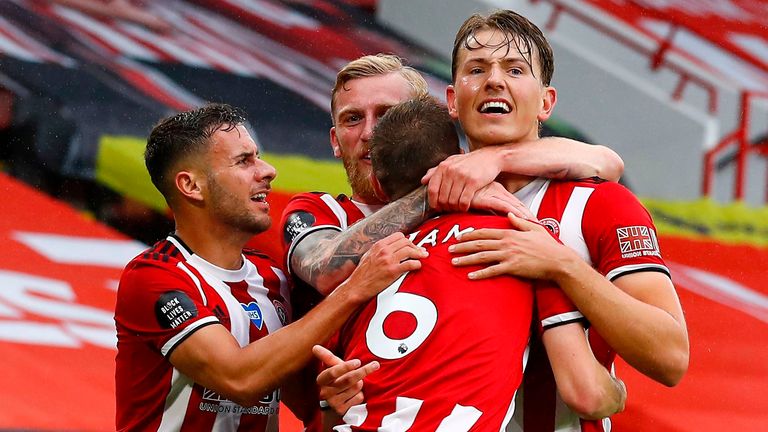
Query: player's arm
[
  {"left": 422, "top": 137, "right": 624, "bottom": 212},
  {"left": 291, "top": 185, "right": 530, "bottom": 295},
  {"left": 543, "top": 322, "right": 626, "bottom": 419},
  {"left": 289, "top": 187, "right": 433, "bottom": 295},
  {"left": 169, "top": 234, "right": 425, "bottom": 407},
  {"left": 551, "top": 262, "right": 688, "bottom": 387},
  {"left": 450, "top": 214, "right": 689, "bottom": 386}
]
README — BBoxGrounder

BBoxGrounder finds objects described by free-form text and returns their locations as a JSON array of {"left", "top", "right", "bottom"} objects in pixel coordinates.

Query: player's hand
[
  {"left": 469, "top": 182, "right": 535, "bottom": 220},
  {"left": 422, "top": 148, "right": 502, "bottom": 212},
  {"left": 449, "top": 213, "right": 575, "bottom": 280},
  {"left": 342, "top": 233, "right": 427, "bottom": 302},
  {"left": 614, "top": 377, "right": 627, "bottom": 415},
  {"left": 313, "top": 345, "right": 379, "bottom": 416}
]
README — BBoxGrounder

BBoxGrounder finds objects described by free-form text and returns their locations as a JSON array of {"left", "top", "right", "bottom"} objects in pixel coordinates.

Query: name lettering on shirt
[{"left": 408, "top": 224, "right": 476, "bottom": 249}]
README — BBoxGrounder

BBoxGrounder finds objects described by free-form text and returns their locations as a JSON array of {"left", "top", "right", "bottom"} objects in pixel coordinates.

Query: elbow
[
  {"left": 559, "top": 384, "right": 614, "bottom": 420},
  {"left": 214, "top": 377, "right": 272, "bottom": 407},
  {"left": 656, "top": 348, "right": 690, "bottom": 387},
  {"left": 596, "top": 145, "right": 624, "bottom": 182}
]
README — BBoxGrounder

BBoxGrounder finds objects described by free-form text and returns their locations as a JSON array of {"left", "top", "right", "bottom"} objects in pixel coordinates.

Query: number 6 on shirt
[{"left": 365, "top": 272, "right": 438, "bottom": 360}]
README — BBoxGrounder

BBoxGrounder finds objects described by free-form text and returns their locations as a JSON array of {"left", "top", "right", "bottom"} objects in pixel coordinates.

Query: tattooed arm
[{"left": 291, "top": 187, "right": 433, "bottom": 296}]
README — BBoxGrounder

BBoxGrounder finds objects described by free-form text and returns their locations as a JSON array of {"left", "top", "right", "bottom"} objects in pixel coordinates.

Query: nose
[
  {"left": 256, "top": 159, "right": 277, "bottom": 182},
  {"left": 360, "top": 116, "right": 376, "bottom": 142},
  {"left": 485, "top": 64, "right": 505, "bottom": 90}
]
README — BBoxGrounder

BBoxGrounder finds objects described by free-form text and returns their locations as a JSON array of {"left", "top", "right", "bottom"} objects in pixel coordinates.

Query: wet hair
[
  {"left": 370, "top": 96, "right": 460, "bottom": 200},
  {"left": 331, "top": 54, "right": 429, "bottom": 123},
  {"left": 451, "top": 9, "right": 554, "bottom": 86},
  {"left": 145, "top": 103, "right": 246, "bottom": 203}
]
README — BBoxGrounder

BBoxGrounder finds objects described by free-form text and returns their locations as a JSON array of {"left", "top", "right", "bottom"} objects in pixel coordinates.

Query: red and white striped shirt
[
  {"left": 280, "top": 192, "right": 380, "bottom": 318},
  {"left": 115, "top": 235, "right": 290, "bottom": 432},
  {"left": 510, "top": 178, "right": 670, "bottom": 432}
]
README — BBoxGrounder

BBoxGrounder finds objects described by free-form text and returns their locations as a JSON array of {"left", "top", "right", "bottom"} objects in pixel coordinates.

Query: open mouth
[
  {"left": 479, "top": 100, "right": 511, "bottom": 114},
  {"left": 251, "top": 192, "right": 268, "bottom": 203}
]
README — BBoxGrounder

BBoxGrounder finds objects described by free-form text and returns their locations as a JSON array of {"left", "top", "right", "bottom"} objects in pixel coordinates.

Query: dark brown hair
[
  {"left": 370, "top": 96, "right": 460, "bottom": 200},
  {"left": 145, "top": 103, "right": 246, "bottom": 203}
]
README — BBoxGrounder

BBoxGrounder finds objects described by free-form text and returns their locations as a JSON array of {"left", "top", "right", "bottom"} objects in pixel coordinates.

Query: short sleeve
[
  {"left": 116, "top": 260, "right": 218, "bottom": 357},
  {"left": 582, "top": 182, "right": 670, "bottom": 282},
  {"left": 534, "top": 280, "right": 584, "bottom": 335},
  {"left": 280, "top": 193, "right": 347, "bottom": 248},
  {"left": 279, "top": 193, "right": 346, "bottom": 273}
]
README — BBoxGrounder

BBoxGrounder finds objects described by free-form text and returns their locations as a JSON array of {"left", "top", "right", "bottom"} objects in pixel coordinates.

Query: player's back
[{"left": 335, "top": 212, "right": 535, "bottom": 431}]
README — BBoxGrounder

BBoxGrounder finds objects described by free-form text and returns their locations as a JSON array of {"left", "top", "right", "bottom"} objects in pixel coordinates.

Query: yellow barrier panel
[{"left": 95, "top": 135, "right": 350, "bottom": 213}]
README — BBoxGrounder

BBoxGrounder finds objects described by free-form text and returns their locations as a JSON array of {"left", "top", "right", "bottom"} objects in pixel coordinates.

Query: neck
[
  {"left": 174, "top": 217, "right": 250, "bottom": 270},
  {"left": 350, "top": 192, "right": 386, "bottom": 206},
  {"left": 468, "top": 135, "right": 539, "bottom": 193},
  {"left": 497, "top": 172, "right": 535, "bottom": 193}
]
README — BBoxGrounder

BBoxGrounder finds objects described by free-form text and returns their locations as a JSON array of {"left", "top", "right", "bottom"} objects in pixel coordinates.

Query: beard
[
  {"left": 208, "top": 174, "right": 271, "bottom": 235},
  {"left": 341, "top": 152, "right": 379, "bottom": 203}
]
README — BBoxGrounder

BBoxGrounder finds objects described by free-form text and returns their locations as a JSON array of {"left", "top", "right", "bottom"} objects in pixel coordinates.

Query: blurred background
[{"left": 1, "top": 0, "right": 767, "bottom": 430}]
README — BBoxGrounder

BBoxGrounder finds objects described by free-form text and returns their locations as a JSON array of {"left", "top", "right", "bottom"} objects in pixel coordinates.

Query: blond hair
[{"left": 330, "top": 54, "right": 429, "bottom": 122}]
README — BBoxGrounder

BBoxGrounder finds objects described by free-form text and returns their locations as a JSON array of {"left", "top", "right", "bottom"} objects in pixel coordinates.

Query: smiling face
[
  {"left": 330, "top": 72, "right": 416, "bottom": 204},
  {"left": 447, "top": 27, "right": 556, "bottom": 150},
  {"left": 204, "top": 124, "right": 276, "bottom": 235}
]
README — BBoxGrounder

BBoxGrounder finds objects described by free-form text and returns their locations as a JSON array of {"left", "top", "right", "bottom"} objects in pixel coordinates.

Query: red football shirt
[
  {"left": 511, "top": 178, "right": 670, "bottom": 432},
  {"left": 332, "top": 213, "right": 583, "bottom": 431},
  {"left": 115, "top": 235, "right": 291, "bottom": 432}
]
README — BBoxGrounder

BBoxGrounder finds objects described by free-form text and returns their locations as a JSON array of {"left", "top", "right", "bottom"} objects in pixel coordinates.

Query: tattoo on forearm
[{"left": 298, "top": 187, "right": 433, "bottom": 287}]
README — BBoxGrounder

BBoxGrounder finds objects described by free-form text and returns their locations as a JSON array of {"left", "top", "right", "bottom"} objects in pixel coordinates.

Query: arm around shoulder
[{"left": 498, "top": 137, "right": 624, "bottom": 181}]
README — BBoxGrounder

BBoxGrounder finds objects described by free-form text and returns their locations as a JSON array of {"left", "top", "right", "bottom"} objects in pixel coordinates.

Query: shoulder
[
  {"left": 549, "top": 178, "right": 644, "bottom": 213},
  {"left": 123, "top": 238, "right": 185, "bottom": 275},
  {"left": 242, "top": 248, "right": 281, "bottom": 268},
  {"left": 119, "top": 239, "right": 189, "bottom": 294},
  {"left": 284, "top": 191, "right": 350, "bottom": 208}
]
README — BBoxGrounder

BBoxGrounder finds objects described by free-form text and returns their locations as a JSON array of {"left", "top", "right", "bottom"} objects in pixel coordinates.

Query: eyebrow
[
  {"left": 234, "top": 150, "right": 256, "bottom": 160},
  {"left": 464, "top": 54, "right": 528, "bottom": 65}
]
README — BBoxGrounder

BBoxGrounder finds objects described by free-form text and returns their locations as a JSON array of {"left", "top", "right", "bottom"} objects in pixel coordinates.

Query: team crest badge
[
  {"left": 273, "top": 300, "right": 288, "bottom": 326},
  {"left": 241, "top": 302, "right": 264, "bottom": 329},
  {"left": 540, "top": 218, "right": 560, "bottom": 237}
]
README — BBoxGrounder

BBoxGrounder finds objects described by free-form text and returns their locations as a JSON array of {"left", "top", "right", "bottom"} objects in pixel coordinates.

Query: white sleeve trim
[
  {"left": 286, "top": 224, "right": 343, "bottom": 275},
  {"left": 320, "top": 194, "right": 349, "bottom": 229},
  {"left": 177, "top": 261, "right": 207, "bottom": 307},
  {"left": 161, "top": 316, "right": 218, "bottom": 357},
  {"left": 541, "top": 311, "right": 584, "bottom": 329},
  {"left": 606, "top": 263, "right": 671, "bottom": 281}
]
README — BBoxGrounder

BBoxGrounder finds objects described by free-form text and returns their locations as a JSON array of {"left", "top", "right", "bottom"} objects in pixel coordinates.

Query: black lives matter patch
[
  {"left": 283, "top": 211, "right": 316, "bottom": 244},
  {"left": 155, "top": 290, "right": 198, "bottom": 329}
]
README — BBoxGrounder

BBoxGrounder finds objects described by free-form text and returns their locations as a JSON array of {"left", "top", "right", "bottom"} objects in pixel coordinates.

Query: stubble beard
[
  {"left": 208, "top": 174, "right": 271, "bottom": 235},
  {"left": 341, "top": 153, "right": 378, "bottom": 203}
]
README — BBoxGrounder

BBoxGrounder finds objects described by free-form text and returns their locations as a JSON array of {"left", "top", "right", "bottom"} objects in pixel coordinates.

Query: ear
[
  {"left": 537, "top": 86, "right": 557, "bottom": 122},
  {"left": 330, "top": 127, "right": 342, "bottom": 159},
  {"left": 175, "top": 170, "right": 204, "bottom": 203},
  {"left": 446, "top": 85, "right": 460, "bottom": 120},
  {"left": 369, "top": 171, "right": 389, "bottom": 202}
]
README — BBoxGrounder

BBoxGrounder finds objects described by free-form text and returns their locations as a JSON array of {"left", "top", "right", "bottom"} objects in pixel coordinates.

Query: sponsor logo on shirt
[
  {"left": 241, "top": 302, "right": 263, "bottom": 329},
  {"left": 199, "top": 388, "right": 279, "bottom": 415},
  {"left": 617, "top": 225, "right": 660, "bottom": 258}
]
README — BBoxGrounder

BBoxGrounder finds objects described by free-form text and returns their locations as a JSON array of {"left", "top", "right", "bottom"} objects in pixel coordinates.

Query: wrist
[
  {"left": 549, "top": 246, "right": 586, "bottom": 284},
  {"left": 327, "top": 279, "right": 368, "bottom": 309}
]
